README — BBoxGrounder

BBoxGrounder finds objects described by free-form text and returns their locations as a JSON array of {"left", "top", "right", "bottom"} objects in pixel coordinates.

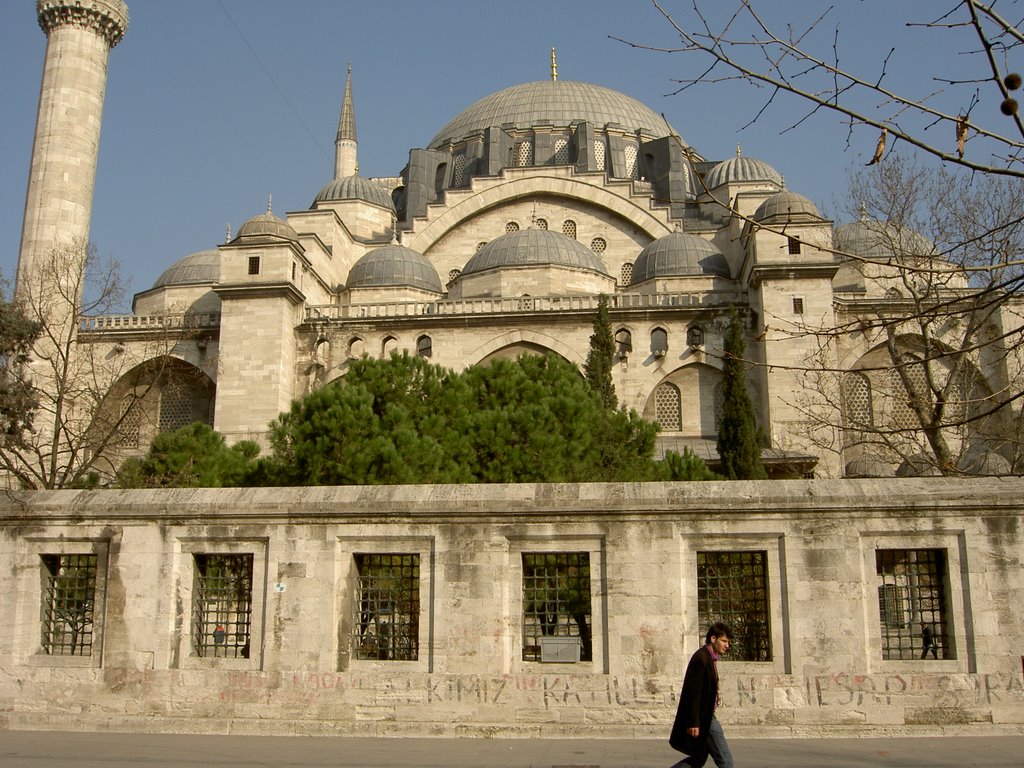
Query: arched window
[
  {"left": 433, "top": 163, "right": 447, "bottom": 196},
  {"left": 713, "top": 381, "right": 725, "bottom": 431},
  {"left": 382, "top": 336, "right": 398, "bottom": 357},
  {"left": 625, "top": 144, "right": 639, "bottom": 179},
  {"left": 452, "top": 153, "right": 467, "bottom": 187},
  {"left": 615, "top": 328, "right": 632, "bottom": 357},
  {"left": 651, "top": 327, "right": 668, "bottom": 358},
  {"left": 158, "top": 382, "right": 195, "bottom": 434},
  {"left": 620, "top": 263, "right": 633, "bottom": 286},
  {"left": 887, "top": 354, "right": 927, "bottom": 429},
  {"left": 476, "top": 242, "right": 487, "bottom": 251},
  {"left": 590, "top": 237, "right": 607, "bottom": 254},
  {"left": 535, "top": 218, "right": 548, "bottom": 230},
  {"left": 515, "top": 140, "right": 533, "bottom": 167},
  {"left": 687, "top": 325, "right": 705, "bottom": 348},
  {"left": 505, "top": 221, "right": 520, "bottom": 233},
  {"left": 553, "top": 138, "right": 571, "bottom": 165},
  {"left": 448, "top": 268, "right": 461, "bottom": 283},
  {"left": 416, "top": 335, "right": 432, "bottom": 358},
  {"left": 593, "top": 139, "right": 606, "bottom": 171},
  {"left": 654, "top": 382, "right": 682, "bottom": 431},
  {"left": 348, "top": 337, "right": 365, "bottom": 358},
  {"left": 562, "top": 219, "right": 577, "bottom": 239},
  {"left": 843, "top": 371, "right": 873, "bottom": 429}
]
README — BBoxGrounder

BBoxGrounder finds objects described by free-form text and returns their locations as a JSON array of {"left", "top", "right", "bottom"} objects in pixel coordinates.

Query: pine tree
[
  {"left": 716, "top": 308, "right": 767, "bottom": 480},
  {"left": 583, "top": 294, "right": 617, "bottom": 410}
]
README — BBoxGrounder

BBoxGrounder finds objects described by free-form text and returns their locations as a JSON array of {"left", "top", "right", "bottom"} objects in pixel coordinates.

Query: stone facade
[{"left": 2, "top": 479, "right": 1022, "bottom": 737}]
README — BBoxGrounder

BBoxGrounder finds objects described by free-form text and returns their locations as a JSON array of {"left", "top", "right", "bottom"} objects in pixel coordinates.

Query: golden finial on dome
[
  {"left": 736, "top": 143, "right": 741, "bottom": 158},
  {"left": 551, "top": 47, "right": 557, "bottom": 82}
]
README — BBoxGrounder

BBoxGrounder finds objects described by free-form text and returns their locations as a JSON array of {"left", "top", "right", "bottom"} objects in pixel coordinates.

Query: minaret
[
  {"left": 334, "top": 64, "right": 357, "bottom": 179},
  {"left": 15, "top": 0, "right": 129, "bottom": 298}
]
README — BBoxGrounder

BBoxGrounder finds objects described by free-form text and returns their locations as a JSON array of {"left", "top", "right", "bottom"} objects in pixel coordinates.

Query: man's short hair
[{"left": 705, "top": 621, "right": 734, "bottom": 644}]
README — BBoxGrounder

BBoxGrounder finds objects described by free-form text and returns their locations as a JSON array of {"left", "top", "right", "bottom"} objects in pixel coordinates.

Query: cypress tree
[
  {"left": 583, "top": 294, "right": 617, "bottom": 410},
  {"left": 716, "top": 307, "right": 767, "bottom": 480}
]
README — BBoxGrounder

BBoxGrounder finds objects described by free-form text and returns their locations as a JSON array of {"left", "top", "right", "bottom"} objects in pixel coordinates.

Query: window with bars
[
  {"left": 654, "top": 382, "right": 682, "bottom": 431},
  {"left": 788, "top": 237, "right": 801, "bottom": 255},
  {"left": 522, "top": 552, "right": 592, "bottom": 662},
  {"left": 697, "top": 551, "right": 772, "bottom": 662},
  {"left": 876, "top": 548, "right": 950, "bottom": 660},
  {"left": 792, "top": 297, "right": 804, "bottom": 315},
  {"left": 352, "top": 553, "right": 420, "bottom": 661},
  {"left": 562, "top": 220, "right": 577, "bottom": 239},
  {"left": 535, "top": 218, "right": 548, "bottom": 230},
  {"left": 40, "top": 554, "right": 98, "bottom": 656},
  {"left": 452, "top": 153, "right": 467, "bottom": 187},
  {"left": 247, "top": 256, "right": 260, "bottom": 275},
  {"left": 119, "top": 398, "right": 143, "bottom": 448},
  {"left": 192, "top": 554, "right": 253, "bottom": 659},
  {"left": 843, "top": 371, "right": 873, "bottom": 430},
  {"left": 620, "top": 263, "right": 633, "bottom": 286},
  {"left": 158, "top": 382, "right": 193, "bottom": 434},
  {"left": 505, "top": 221, "right": 520, "bottom": 234}
]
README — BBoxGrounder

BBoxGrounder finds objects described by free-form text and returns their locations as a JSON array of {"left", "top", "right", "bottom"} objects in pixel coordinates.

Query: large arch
[
  {"left": 640, "top": 362, "right": 724, "bottom": 437},
  {"left": 465, "top": 330, "right": 583, "bottom": 371},
  {"left": 405, "top": 174, "right": 673, "bottom": 254}
]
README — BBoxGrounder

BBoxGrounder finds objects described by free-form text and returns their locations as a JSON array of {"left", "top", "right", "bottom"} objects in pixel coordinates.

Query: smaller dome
[
  {"left": 704, "top": 155, "right": 783, "bottom": 190},
  {"left": 845, "top": 455, "right": 896, "bottom": 478},
  {"left": 313, "top": 175, "right": 396, "bottom": 210},
  {"left": 462, "top": 229, "right": 609, "bottom": 276},
  {"left": 152, "top": 249, "right": 221, "bottom": 289},
  {"left": 632, "top": 232, "right": 730, "bottom": 282},
  {"left": 236, "top": 210, "right": 298, "bottom": 241},
  {"left": 346, "top": 244, "right": 443, "bottom": 293},
  {"left": 752, "top": 192, "right": 824, "bottom": 224},
  {"left": 834, "top": 219, "right": 936, "bottom": 261},
  {"left": 957, "top": 445, "right": 1012, "bottom": 476},
  {"left": 896, "top": 453, "right": 943, "bottom": 478}
]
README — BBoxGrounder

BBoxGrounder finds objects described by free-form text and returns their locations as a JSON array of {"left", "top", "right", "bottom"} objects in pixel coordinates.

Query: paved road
[{"left": 1, "top": 731, "right": 1022, "bottom": 767}]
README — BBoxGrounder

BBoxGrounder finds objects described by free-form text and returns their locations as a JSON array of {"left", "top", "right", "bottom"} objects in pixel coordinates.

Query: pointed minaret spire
[
  {"left": 335, "top": 63, "right": 358, "bottom": 179},
  {"left": 551, "top": 47, "right": 558, "bottom": 82}
]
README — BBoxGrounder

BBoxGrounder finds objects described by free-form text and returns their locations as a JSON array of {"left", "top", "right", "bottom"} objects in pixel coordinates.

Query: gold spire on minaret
[{"left": 551, "top": 47, "right": 557, "bottom": 82}]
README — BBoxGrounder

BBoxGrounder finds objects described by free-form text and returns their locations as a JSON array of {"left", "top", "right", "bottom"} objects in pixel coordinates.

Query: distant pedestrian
[
  {"left": 921, "top": 623, "right": 938, "bottom": 659},
  {"left": 669, "top": 621, "right": 735, "bottom": 768}
]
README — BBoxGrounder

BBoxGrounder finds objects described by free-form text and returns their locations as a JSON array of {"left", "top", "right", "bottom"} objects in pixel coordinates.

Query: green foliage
[
  {"left": 583, "top": 294, "right": 617, "bottom": 410},
  {"left": 655, "top": 448, "right": 720, "bottom": 481},
  {"left": 716, "top": 308, "right": 767, "bottom": 480},
  {"left": 260, "top": 352, "right": 666, "bottom": 486},
  {"left": 117, "top": 422, "right": 259, "bottom": 488},
  {"left": 0, "top": 288, "right": 41, "bottom": 451}
]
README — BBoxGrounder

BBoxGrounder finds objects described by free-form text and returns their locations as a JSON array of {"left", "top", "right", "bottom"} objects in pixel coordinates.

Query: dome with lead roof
[
  {"left": 151, "top": 249, "right": 220, "bottom": 289},
  {"left": 704, "top": 154, "right": 783, "bottom": 190},
  {"left": 236, "top": 209, "right": 298, "bottom": 241},
  {"left": 461, "top": 229, "right": 609, "bottom": 276},
  {"left": 834, "top": 219, "right": 936, "bottom": 261},
  {"left": 752, "top": 191, "right": 824, "bottom": 224},
  {"left": 313, "top": 175, "right": 395, "bottom": 210},
  {"left": 632, "top": 232, "right": 730, "bottom": 282},
  {"left": 428, "top": 80, "right": 679, "bottom": 148},
  {"left": 346, "top": 244, "right": 443, "bottom": 293}
]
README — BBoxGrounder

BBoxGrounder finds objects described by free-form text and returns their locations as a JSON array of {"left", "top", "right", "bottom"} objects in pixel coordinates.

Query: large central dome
[{"left": 428, "top": 80, "right": 681, "bottom": 148}]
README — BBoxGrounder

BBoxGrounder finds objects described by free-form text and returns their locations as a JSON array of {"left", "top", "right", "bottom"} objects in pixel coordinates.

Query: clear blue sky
[{"left": 0, "top": 1, "right": 990, "bottom": 305}]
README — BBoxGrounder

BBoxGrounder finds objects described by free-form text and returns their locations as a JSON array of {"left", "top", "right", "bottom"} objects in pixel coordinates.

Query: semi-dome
[
  {"left": 428, "top": 80, "right": 679, "bottom": 148},
  {"left": 632, "top": 231, "right": 730, "bottom": 282},
  {"left": 752, "top": 191, "right": 824, "bottom": 224},
  {"left": 236, "top": 210, "right": 298, "bottom": 241},
  {"left": 152, "top": 249, "right": 221, "bottom": 289},
  {"left": 313, "top": 175, "right": 395, "bottom": 210},
  {"left": 704, "top": 155, "right": 783, "bottom": 190},
  {"left": 346, "top": 244, "right": 443, "bottom": 293},
  {"left": 834, "top": 219, "right": 936, "bottom": 261},
  {"left": 461, "top": 229, "right": 609, "bottom": 276}
]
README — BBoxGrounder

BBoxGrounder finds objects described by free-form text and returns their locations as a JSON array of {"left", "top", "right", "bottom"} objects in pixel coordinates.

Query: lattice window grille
[
  {"left": 41, "top": 554, "right": 97, "bottom": 656},
  {"left": 562, "top": 220, "right": 577, "bottom": 239},
  {"left": 590, "top": 237, "right": 607, "bottom": 254},
  {"left": 505, "top": 221, "right": 520, "bottom": 234},
  {"left": 620, "top": 263, "right": 633, "bottom": 286},
  {"left": 843, "top": 372, "right": 873, "bottom": 430},
  {"left": 477, "top": 242, "right": 487, "bottom": 251},
  {"left": 593, "top": 140, "right": 606, "bottom": 170},
  {"left": 352, "top": 553, "right": 420, "bottom": 661},
  {"left": 536, "top": 218, "right": 548, "bottom": 230},
  {"left": 713, "top": 382, "right": 726, "bottom": 432},
  {"left": 887, "top": 355, "right": 928, "bottom": 429},
  {"left": 522, "top": 552, "right": 592, "bottom": 662},
  {"left": 697, "top": 550, "right": 772, "bottom": 662},
  {"left": 654, "top": 383, "right": 682, "bottom": 431},
  {"left": 452, "top": 153, "right": 467, "bottom": 187},
  {"left": 876, "top": 548, "right": 949, "bottom": 660},
  {"left": 515, "top": 141, "right": 534, "bottom": 167},
  {"left": 448, "top": 269, "right": 461, "bottom": 282},
  {"left": 553, "top": 138, "right": 571, "bottom": 165},
  {"left": 625, "top": 144, "right": 639, "bottom": 179},
  {"left": 192, "top": 554, "right": 253, "bottom": 659},
  {"left": 159, "top": 382, "right": 193, "bottom": 434},
  {"left": 119, "top": 398, "right": 143, "bottom": 448}
]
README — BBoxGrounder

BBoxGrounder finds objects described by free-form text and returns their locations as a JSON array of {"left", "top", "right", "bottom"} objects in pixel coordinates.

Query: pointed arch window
[
  {"left": 843, "top": 371, "right": 873, "bottom": 430},
  {"left": 620, "top": 263, "right": 633, "bottom": 287},
  {"left": 416, "top": 335, "right": 433, "bottom": 358}
]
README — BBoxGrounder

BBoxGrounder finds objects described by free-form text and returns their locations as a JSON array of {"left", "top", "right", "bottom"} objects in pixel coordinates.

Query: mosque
[{"left": 15, "top": 0, "right": 1024, "bottom": 482}]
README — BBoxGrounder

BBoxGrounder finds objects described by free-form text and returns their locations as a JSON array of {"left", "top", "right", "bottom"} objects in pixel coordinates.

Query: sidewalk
[{"left": 1, "top": 731, "right": 1022, "bottom": 767}]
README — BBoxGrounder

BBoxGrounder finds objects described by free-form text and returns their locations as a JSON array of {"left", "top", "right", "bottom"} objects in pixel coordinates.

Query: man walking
[{"left": 669, "top": 622, "right": 735, "bottom": 768}]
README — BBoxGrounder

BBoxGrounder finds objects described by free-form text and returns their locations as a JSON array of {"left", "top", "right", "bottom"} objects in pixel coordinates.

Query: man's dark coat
[{"left": 669, "top": 644, "right": 718, "bottom": 756}]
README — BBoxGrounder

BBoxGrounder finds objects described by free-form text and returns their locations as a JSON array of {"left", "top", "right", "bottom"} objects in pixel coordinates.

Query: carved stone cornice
[{"left": 37, "top": 0, "right": 129, "bottom": 48}]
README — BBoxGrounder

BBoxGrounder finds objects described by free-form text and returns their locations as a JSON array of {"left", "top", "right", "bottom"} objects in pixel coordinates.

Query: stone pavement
[{"left": 1, "top": 731, "right": 1023, "bottom": 767}]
